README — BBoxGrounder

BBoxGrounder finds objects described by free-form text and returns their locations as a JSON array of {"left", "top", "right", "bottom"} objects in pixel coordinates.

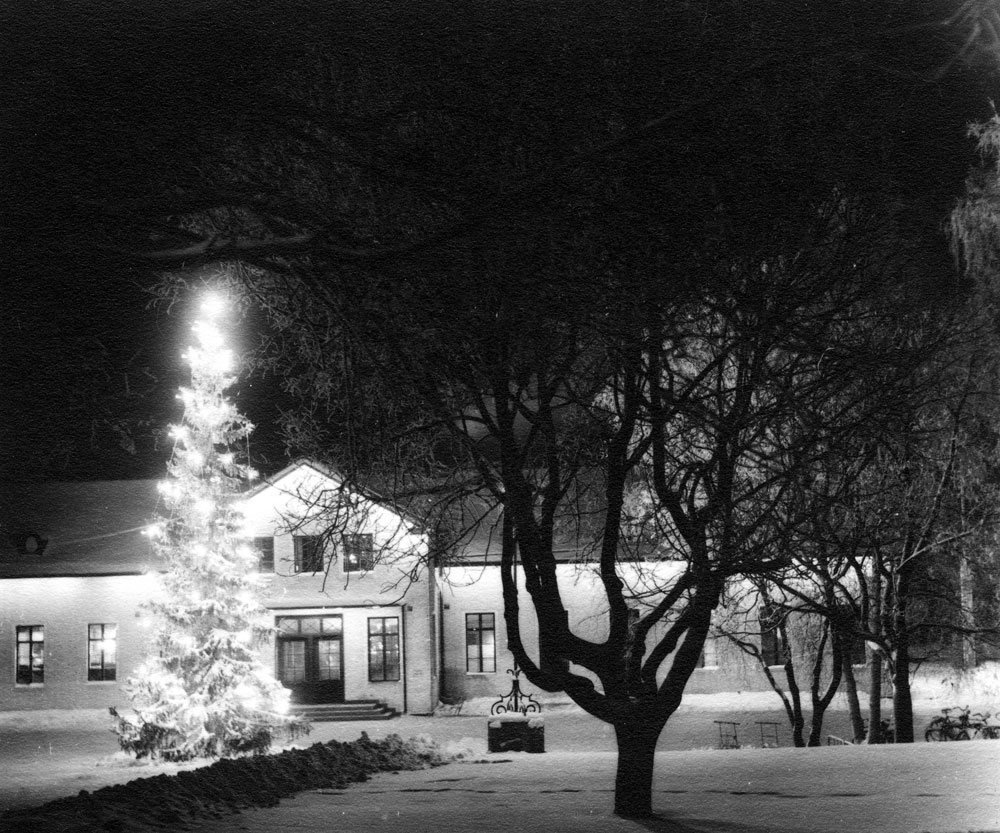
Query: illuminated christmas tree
[{"left": 111, "top": 295, "right": 306, "bottom": 760}]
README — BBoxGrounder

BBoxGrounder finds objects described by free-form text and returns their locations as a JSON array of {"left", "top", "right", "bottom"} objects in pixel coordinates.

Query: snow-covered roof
[
  {"left": 246, "top": 459, "right": 429, "bottom": 530},
  {"left": 0, "top": 460, "right": 427, "bottom": 579},
  {"left": 0, "top": 479, "right": 162, "bottom": 578}
]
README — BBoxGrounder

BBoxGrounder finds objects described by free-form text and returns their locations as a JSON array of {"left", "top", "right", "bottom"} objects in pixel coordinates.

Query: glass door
[{"left": 276, "top": 615, "right": 344, "bottom": 704}]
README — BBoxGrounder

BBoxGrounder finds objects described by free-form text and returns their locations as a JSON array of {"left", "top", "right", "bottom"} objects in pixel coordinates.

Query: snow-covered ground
[
  {"left": 191, "top": 743, "right": 1000, "bottom": 833},
  {"left": 3, "top": 691, "right": 998, "bottom": 832}
]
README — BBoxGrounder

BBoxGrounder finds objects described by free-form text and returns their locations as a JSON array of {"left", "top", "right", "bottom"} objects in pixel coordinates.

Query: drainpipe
[{"left": 401, "top": 603, "right": 408, "bottom": 715}]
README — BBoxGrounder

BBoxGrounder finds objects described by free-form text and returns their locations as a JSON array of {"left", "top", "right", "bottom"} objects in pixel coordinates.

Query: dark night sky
[
  {"left": 1, "top": 0, "right": 995, "bottom": 483},
  {"left": 1, "top": 2, "right": 312, "bottom": 481}
]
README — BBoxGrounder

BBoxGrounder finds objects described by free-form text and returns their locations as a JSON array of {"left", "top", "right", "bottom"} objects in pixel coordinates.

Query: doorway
[{"left": 276, "top": 614, "right": 344, "bottom": 704}]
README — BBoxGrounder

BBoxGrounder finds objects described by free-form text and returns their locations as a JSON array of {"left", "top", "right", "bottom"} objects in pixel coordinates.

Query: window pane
[
  {"left": 316, "top": 639, "right": 341, "bottom": 680},
  {"left": 16, "top": 626, "right": 44, "bottom": 684},
  {"left": 276, "top": 617, "right": 299, "bottom": 635},
  {"left": 466, "top": 613, "right": 495, "bottom": 673},
  {"left": 30, "top": 644, "right": 44, "bottom": 682},
  {"left": 299, "top": 617, "right": 321, "bottom": 634},
  {"left": 280, "top": 641, "right": 306, "bottom": 682},
  {"left": 294, "top": 536, "right": 324, "bottom": 573},
  {"left": 87, "top": 623, "right": 117, "bottom": 681},
  {"left": 254, "top": 537, "right": 275, "bottom": 572},
  {"left": 367, "top": 617, "right": 399, "bottom": 681},
  {"left": 321, "top": 617, "right": 342, "bottom": 635},
  {"left": 343, "top": 533, "right": 374, "bottom": 572},
  {"left": 384, "top": 652, "right": 400, "bottom": 681}
]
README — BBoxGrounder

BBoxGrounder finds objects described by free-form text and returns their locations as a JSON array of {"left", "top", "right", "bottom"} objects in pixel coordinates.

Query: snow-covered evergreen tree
[{"left": 111, "top": 295, "right": 306, "bottom": 760}]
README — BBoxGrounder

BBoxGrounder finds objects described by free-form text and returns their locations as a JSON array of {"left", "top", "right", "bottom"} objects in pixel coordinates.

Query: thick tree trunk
[
  {"left": 892, "top": 570, "right": 914, "bottom": 743},
  {"left": 806, "top": 704, "right": 830, "bottom": 747},
  {"left": 867, "top": 654, "right": 883, "bottom": 744},
  {"left": 867, "top": 558, "right": 884, "bottom": 745},
  {"left": 613, "top": 721, "right": 662, "bottom": 818},
  {"left": 841, "top": 656, "right": 866, "bottom": 743},
  {"left": 892, "top": 642, "right": 914, "bottom": 743}
]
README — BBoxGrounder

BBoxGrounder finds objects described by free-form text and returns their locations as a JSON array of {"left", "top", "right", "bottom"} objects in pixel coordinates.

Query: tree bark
[
  {"left": 892, "top": 569, "right": 914, "bottom": 743},
  {"left": 841, "top": 654, "right": 866, "bottom": 743},
  {"left": 960, "top": 555, "right": 976, "bottom": 669},
  {"left": 613, "top": 720, "right": 662, "bottom": 818},
  {"left": 867, "top": 556, "right": 884, "bottom": 745},
  {"left": 892, "top": 641, "right": 914, "bottom": 743}
]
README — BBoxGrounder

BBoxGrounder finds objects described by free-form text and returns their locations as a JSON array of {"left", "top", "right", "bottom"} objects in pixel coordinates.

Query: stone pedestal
[{"left": 487, "top": 715, "right": 544, "bottom": 753}]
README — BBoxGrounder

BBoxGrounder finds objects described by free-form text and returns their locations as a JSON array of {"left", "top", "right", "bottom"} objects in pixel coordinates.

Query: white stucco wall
[
  {"left": 437, "top": 561, "right": 769, "bottom": 702},
  {"left": 1, "top": 573, "right": 162, "bottom": 711},
  {"left": 241, "top": 463, "right": 438, "bottom": 713}
]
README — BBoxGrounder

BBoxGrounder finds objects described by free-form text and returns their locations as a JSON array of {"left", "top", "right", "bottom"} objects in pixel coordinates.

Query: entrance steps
[{"left": 290, "top": 700, "right": 399, "bottom": 722}]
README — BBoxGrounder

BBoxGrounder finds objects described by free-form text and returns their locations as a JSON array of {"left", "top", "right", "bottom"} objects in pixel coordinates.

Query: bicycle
[
  {"left": 924, "top": 706, "right": 991, "bottom": 741},
  {"left": 978, "top": 716, "right": 1000, "bottom": 740}
]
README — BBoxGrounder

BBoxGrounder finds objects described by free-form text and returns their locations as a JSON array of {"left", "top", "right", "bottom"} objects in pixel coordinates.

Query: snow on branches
[{"left": 111, "top": 294, "right": 307, "bottom": 761}]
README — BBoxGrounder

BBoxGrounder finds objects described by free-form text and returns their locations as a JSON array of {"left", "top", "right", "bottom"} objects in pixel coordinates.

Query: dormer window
[
  {"left": 293, "top": 536, "right": 325, "bottom": 573},
  {"left": 342, "top": 533, "right": 374, "bottom": 572}
]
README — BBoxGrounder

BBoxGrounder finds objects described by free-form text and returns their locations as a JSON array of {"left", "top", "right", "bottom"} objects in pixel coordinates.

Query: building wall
[
  {"left": 1, "top": 573, "right": 161, "bottom": 711},
  {"left": 242, "top": 464, "right": 438, "bottom": 713},
  {"left": 437, "top": 562, "right": 824, "bottom": 703},
  {"left": 0, "top": 464, "right": 440, "bottom": 715}
]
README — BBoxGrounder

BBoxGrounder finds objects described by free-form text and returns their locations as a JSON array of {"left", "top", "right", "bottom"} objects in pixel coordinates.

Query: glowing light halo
[{"left": 200, "top": 291, "right": 228, "bottom": 320}]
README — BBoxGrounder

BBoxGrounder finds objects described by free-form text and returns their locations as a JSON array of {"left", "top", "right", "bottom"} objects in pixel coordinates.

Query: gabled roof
[
  {"left": 0, "top": 480, "right": 162, "bottom": 578},
  {"left": 0, "top": 461, "right": 427, "bottom": 579},
  {"left": 246, "top": 459, "right": 430, "bottom": 530}
]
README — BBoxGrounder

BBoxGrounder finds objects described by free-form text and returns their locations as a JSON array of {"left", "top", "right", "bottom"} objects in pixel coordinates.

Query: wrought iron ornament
[{"left": 490, "top": 665, "right": 542, "bottom": 715}]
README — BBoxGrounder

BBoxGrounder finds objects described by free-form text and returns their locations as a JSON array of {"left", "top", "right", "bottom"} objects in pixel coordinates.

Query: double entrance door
[{"left": 276, "top": 614, "right": 344, "bottom": 704}]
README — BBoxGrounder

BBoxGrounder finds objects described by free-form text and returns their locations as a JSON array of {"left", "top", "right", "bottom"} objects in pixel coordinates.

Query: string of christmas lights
[{"left": 112, "top": 293, "right": 306, "bottom": 761}]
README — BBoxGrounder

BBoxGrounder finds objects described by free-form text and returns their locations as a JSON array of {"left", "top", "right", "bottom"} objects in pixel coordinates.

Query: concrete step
[{"left": 290, "top": 700, "right": 399, "bottom": 722}]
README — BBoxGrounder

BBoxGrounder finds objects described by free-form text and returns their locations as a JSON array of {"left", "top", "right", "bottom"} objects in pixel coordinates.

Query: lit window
[
  {"left": 368, "top": 617, "right": 400, "bottom": 681},
  {"left": 342, "top": 533, "right": 374, "bottom": 573},
  {"left": 87, "top": 623, "right": 117, "bottom": 681},
  {"left": 293, "top": 536, "right": 324, "bottom": 573},
  {"left": 253, "top": 537, "right": 274, "bottom": 572},
  {"left": 466, "top": 613, "right": 496, "bottom": 673},
  {"left": 16, "top": 625, "right": 44, "bottom": 685}
]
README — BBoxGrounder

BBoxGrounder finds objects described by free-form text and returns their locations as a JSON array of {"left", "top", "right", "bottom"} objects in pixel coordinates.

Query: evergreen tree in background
[{"left": 111, "top": 295, "right": 306, "bottom": 760}]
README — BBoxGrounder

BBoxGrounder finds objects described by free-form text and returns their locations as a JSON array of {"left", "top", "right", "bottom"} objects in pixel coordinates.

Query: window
[
  {"left": 16, "top": 625, "right": 44, "bottom": 685},
  {"left": 87, "top": 623, "right": 117, "bottom": 681},
  {"left": 342, "top": 533, "right": 374, "bottom": 572},
  {"left": 293, "top": 536, "right": 325, "bottom": 573},
  {"left": 368, "top": 617, "right": 400, "bottom": 682},
  {"left": 254, "top": 537, "right": 274, "bottom": 572},
  {"left": 466, "top": 613, "right": 496, "bottom": 673}
]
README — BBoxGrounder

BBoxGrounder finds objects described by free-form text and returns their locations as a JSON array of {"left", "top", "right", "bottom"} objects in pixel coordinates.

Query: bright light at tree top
[
  {"left": 115, "top": 285, "right": 302, "bottom": 762},
  {"left": 200, "top": 291, "right": 228, "bottom": 319}
]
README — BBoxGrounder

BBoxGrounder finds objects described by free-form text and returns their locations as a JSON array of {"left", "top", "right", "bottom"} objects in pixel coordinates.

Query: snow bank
[{"left": 0, "top": 733, "right": 451, "bottom": 833}]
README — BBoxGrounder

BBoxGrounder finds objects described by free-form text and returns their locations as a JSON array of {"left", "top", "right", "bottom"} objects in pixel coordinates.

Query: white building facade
[{"left": 2, "top": 461, "right": 870, "bottom": 717}]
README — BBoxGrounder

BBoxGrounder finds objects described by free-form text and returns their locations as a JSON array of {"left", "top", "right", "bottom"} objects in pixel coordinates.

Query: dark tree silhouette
[{"left": 28, "top": 0, "right": 988, "bottom": 817}]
